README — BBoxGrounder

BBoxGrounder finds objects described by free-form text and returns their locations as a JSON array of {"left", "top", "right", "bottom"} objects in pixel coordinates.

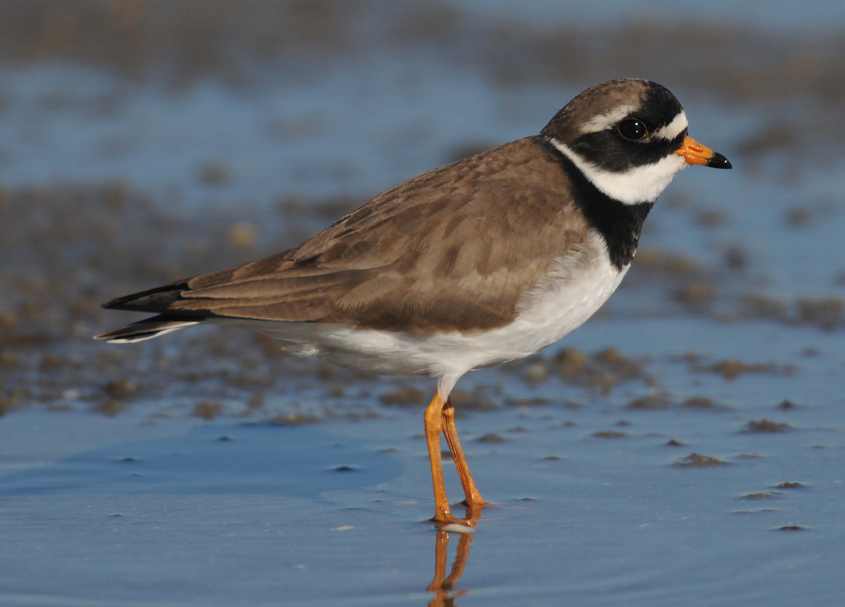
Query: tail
[{"left": 95, "top": 280, "right": 208, "bottom": 344}]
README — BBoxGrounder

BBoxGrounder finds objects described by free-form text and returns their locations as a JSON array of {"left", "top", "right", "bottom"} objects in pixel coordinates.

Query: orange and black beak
[{"left": 676, "top": 135, "right": 732, "bottom": 169}]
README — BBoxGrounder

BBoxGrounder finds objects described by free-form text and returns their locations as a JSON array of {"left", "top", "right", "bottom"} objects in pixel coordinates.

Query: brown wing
[{"left": 168, "top": 136, "right": 590, "bottom": 333}]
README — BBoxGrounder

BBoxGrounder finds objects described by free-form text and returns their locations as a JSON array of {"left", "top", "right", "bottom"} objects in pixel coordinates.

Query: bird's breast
[{"left": 509, "top": 230, "right": 629, "bottom": 351}]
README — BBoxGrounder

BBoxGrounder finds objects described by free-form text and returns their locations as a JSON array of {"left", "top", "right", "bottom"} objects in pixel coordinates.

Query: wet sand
[
  {"left": 3, "top": 324, "right": 843, "bottom": 606},
  {"left": 1, "top": 1, "right": 845, "bottom": 605}
]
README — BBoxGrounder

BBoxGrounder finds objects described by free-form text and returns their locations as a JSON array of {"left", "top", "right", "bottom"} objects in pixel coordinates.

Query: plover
[{"left": 97, "top": 79, "right": 731, "bottom": 524}]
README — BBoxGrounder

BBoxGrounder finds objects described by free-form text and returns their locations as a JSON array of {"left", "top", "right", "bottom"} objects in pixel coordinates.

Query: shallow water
[
  {"left": 3, "top": 318, "right": 844, "bottom": 606},
  {"left": 2, "top": 1, "right": 845, "bottom": 605}
]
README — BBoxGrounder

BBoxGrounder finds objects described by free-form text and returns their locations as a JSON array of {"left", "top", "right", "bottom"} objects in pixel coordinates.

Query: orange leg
[
  {"left": 442, "top": 399, "right": 485, "bottom": 509},
  {"left": 423, "top": 393, "right": 452, "bottom": 522}
]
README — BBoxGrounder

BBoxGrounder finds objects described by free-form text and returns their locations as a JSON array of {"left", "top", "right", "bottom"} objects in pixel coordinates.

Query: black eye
[{"left": 617, "top": 118, "right": 648, "bottom": 141}]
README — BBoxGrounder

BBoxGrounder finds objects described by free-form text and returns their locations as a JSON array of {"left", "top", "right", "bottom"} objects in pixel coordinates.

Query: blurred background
[
  {"left": 2, "top": 0, "right": 844, "bottom": 416},
  {"left": 1, "top": 2, "right": 845, "bottom": 605}
]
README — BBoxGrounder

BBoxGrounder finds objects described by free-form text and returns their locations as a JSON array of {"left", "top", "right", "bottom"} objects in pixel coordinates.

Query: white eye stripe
[
  {"left": 579, "top": 105, "right": 639, "bottom": 134},
  {"left": 652, "top": 111, "right": 688, "bottom": 141},
  {"left": 581, "top": 108, "right": 687, "bottom": 141}
]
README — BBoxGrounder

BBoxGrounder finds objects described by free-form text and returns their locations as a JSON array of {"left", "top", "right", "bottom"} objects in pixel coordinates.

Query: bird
[{"left": 96, "top": 79, "right": 731, "bottom": 525}]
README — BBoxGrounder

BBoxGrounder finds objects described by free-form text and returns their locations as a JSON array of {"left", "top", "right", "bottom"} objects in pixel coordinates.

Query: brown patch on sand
[
  {"left": 736, "top": 293, "right": 845, "bottom": 330},
  {"left": 268, "top": 413, "right": 323, "bottom": 427},
  {"left": 741, "top": 419, "right": 793, "bottom": 434},
  {"left": 693, "top": 209, "right": 728, "bottom": 229},
  {"left": 626, "top": 391, "right": 734, "bottom": 414},
  {"left": 521, "top": 361, "right": 549, "bottom": 384},
  {"left": 796, "top": 297, "right": 844, "bottom": 330},
  {"left": 634, "top": 249, "right": 703, "bottom": 278},
  {"left": 738, "top": 294, "right": 791, "bottom": 323},
  {"left": 451, "top": 388, "right": 498, "bottom": 412},
  {"left": 738, "top": 491, "right": 781, "bottom": 501},
  {"left": 553, "top": 347, "right": 650, "bottom": 394},
  {"left": 626, "top": 394, "right": 671, "bottom": 411},
  {"left": 192, "top": 401, "right": 224, "bottom": 420},
  {"left": 673, "top": 453, "right": 727, "bottom": 468},
  {"left": 673, "top": 282, "right": 717, "bottom": 310},
  {"left": 592, "top": 430, "right": 627, "bottom": 439},
  {"left": 682, "top": 396, "right": 732, "bottom": 412},
  {"left": 380, "top": 386, "right": 426, "bottom": 407},
  {"left": 695, "top": 359, "right": 795, "bottom": 381},
  {"left": 92, "top": 399, "right": 128, "bottom": 417},
  {"left": 773, "top": 481, "right": 807, "bottom": 490},
  {"left": 507, "top": 397, "right": 550, "bottom": 408},
  {"left": 102, "top": 379, "right": 138, "bottom": 400},
  {"left": 477, "top": 433, "right": 506, "bottom": 444}
]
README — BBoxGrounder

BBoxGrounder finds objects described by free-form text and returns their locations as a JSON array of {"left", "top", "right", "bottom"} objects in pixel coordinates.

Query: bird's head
[{"left": 542, "top": 79, "right": 731, "bottom": 205}]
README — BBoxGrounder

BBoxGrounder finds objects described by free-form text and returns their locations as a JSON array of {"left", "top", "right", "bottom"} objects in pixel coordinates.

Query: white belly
[{"left": 252, "top": 232, "right": 626, "bottom": 382}]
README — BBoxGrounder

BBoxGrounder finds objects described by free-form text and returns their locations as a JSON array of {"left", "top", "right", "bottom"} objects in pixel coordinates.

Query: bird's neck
[{"left": 537, "top": 136, "right": 654, "bottom": 270}]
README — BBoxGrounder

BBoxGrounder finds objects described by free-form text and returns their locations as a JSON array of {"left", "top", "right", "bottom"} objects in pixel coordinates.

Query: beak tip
[{"left": 707, "top": 153, "right": 732, "bottom": 170}]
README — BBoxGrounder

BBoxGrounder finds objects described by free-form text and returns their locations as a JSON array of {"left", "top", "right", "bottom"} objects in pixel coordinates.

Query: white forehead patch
[
  {"left": 579, "top": 104, "right": 639, "bottom": 135},
  {"left": 549, "top": 137, "right": 687, "bottom": 205},
  {"left": 653, "top": 111, "right": 688, "bottom": 141}
]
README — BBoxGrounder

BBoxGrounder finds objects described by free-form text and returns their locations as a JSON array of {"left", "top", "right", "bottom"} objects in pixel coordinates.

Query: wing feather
[{"left": 113, "top": 137, "right": 589, "bottom": 333}]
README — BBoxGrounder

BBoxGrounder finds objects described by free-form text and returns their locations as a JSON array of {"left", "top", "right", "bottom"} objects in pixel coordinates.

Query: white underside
[{"left": 239, "top": 231, "right": 627, "bottom": 398}]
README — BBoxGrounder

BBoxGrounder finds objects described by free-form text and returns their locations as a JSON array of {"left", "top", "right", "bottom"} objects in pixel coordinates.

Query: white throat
[{"left": 549, "top": 137, "right": 687, "bottom": 205}]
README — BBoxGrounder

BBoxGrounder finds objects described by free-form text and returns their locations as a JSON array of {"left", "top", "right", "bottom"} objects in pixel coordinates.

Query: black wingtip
[
  {"left": 101, "top": 281, "right": 189, "bottom": 312},
  {"left": 101, "top": 296, "right": 128, "bottom": 310},
  {"left": 707, "top": 153, "right": 732, "bottom": 169}
]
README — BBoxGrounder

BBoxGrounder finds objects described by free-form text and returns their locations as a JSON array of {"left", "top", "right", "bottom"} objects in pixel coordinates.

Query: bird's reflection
[{"left": 425, "top": 507, "right": 480, "bottom": 606}]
